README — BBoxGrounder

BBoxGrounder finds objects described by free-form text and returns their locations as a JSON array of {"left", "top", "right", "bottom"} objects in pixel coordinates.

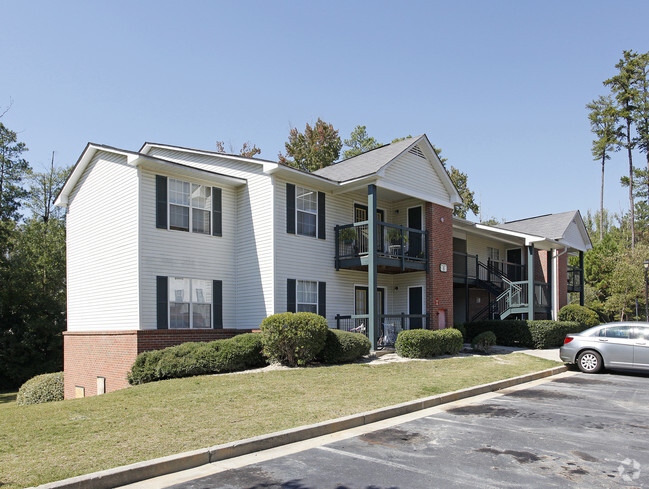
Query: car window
[
  {"left": 635, "top": 327, "right": 649, "bottom": 340},
  {"left": 604, "top": 326, "right": 631, "bottom": 339}
]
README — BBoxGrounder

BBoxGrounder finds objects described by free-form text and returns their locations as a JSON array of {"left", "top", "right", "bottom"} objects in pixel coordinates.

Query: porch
[{"left": 334, "top": 313, "right": 430, "bottom": 349}]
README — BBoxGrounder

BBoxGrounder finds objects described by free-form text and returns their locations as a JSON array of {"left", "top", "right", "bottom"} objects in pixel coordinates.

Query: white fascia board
[
  {"left": 139, "top": 142, "right": 276, "bottom": 167},
  {"left": 266, "top": 165, "right": 339, "bottom": 191},
  {"left": 474, "top": 224, "right": 548, "bottom": 247},
  {"left": 55, "top": 144, "right": 98, "bottom": 207},
  {"left": 134, "top": 157, "right": 247, "bottom": 187}
]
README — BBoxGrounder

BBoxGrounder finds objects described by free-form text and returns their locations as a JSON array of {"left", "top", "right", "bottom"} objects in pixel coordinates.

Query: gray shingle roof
[
  {"left": 312, "top": 136, "right": 423, "bottom": 182},
  {"left": 493, "top": 211, "right": 580, "bottom": 240}
]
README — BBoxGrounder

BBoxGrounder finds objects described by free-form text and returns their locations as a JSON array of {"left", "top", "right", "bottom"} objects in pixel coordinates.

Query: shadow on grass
[{"left": 0, "top": 391, "right": 17, "bottom": 404}]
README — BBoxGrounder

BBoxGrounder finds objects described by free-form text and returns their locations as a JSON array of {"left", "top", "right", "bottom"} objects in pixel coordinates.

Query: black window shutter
[
  {"left": 318, "top": 281, "right": 326, "bottom": 318},
  {"left": 317, "top": 191, "right": 325, "bottom": 240},
  {"left": 156, "top": 175, "right": 168, "bottom": 229},
  {"left": 286, "top": 183, "right": 295, "bottom": 234},
  {"left": 156, "top": 276, "right": 168, "bottom": 329},
  {"left": 213, "top": 280, "right": 223, "bottom": 328},
  {"left": 287, "top": 278, "right": 296, "bottom": 312},
  {"left": 212, "top": 187, "right": 222, "bottom": 236}
]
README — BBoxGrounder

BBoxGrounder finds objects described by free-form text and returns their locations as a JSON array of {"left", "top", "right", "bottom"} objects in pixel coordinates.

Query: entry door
[
  {"left": 354, "top": 204, "right": 385, "bottom": 252},
  {"left": 355, "top": 286, "right": 385, "bottom": 319},
  {"left": 408, "top": 207, "right": 422, "bottom": 257},
  {"left": 409, "top": 286, "right": 423, "bottom": 329},
  {"left": 507, "top": 248, "right": 523, "bottom": 281}
]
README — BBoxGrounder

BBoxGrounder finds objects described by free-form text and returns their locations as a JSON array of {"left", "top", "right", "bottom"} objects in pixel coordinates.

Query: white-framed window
[
  {"left": 296, "top": 186, "right": 317, "bottom": 237},
  {"left": 297, "top": 280, "right": 318, "bottom": 313},
  {"left": 169, "top": 178, "right": 211, "bottom": 234},
  {"left": 487, "top": 247, "right": 500, "bottom": 262},
  {"left": 169, "top": 277, "right": 212, "bottom": 329}
]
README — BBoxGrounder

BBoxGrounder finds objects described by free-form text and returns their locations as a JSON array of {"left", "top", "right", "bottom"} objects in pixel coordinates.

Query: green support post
[
  {"left": 527, "top": 244, "right": 535, "bottom": 319},
  {"left": 368, "top": 184, "right": 378, "bottom": 350}
]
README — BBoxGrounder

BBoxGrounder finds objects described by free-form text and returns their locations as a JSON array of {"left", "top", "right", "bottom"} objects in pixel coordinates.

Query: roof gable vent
[{"left": 408, "top": 145, "right": 425, "bottom": 159}]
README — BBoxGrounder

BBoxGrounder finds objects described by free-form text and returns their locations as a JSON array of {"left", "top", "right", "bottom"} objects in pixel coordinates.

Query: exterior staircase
[{"left": 471, "top": 260, "right": 526, "bottom": 321}]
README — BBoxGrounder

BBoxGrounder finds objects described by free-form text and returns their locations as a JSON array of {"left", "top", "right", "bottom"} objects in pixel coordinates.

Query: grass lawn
[{"left": 0, "top": 353, "right": 558, "bottom": 489}]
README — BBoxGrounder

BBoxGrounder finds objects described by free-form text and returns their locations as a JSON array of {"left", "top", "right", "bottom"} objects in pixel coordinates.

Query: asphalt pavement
[{"left": 123, "top": 369, "right": 649, "bottom": 488}]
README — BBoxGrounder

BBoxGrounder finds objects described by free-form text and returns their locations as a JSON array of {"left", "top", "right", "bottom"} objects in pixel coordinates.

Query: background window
[
  {"left": 296, "top": 186, "right": 317, "bottom": 237},
  {"left": 297, "top": 280, "right": 318, "bottom": 313},
  {"left": 487, "top": 247, "right": 500, "bottom": 262}
]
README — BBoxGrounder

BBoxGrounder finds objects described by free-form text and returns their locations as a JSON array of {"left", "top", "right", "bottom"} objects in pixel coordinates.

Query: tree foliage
[
  {"left": 278, "top": 118, "right": 342, "bottom": 172},
  {"left": 215, "top": 140, "right": 261, "bottom": 158},
  {"left": 0, "top": 122, "right": 30, "bottom": 222},
  {"left": 343, "top": 125, "right": 381, "bottom": 159}
]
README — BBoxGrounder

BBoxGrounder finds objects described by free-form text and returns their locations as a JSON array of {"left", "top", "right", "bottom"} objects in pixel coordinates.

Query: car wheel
[{"left": 577, "top": 350, "right": 603, "bottom": 373}]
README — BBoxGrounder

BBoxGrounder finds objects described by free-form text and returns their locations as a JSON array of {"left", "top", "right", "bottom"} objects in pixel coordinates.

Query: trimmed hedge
[
  {"left": 317, "top": 329, "right": 371, "bottom": 364},
  {"left": 395, "top": 328, "right": 463, "bottom": 358},
  {"left": 16, "top": 372, "right": 64, "bottom": 406},
  {"left": 463, "top": 320, "right": 590, "bottom": 349},
  {"left": 128, "top": 333, "right": 267, "bottom": 385},
  {"left": 260, "top": 312, "right": 329, "bottom": 367},
  {"left": 558, "top": 304, "right": 599, "bottom": 328},
  {"left": 472, "top": 331, "right": 496, "bottom": 352}
]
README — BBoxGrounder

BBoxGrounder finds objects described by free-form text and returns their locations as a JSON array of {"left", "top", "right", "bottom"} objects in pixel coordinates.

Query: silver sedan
[{"left": 560, "top": 322, "right": 649, "bottom": 373}]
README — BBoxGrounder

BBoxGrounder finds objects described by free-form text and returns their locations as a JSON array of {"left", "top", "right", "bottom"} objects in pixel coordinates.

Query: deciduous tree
[
  {"left": 215, "top": 140, "right": 261, "bottom": 158},
  {"left": 278, "top": 119, "right": 342, "bottom": 172}
]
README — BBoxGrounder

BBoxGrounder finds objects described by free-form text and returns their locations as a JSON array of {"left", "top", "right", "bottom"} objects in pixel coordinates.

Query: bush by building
[
  {"left": 260, "top": 312, "right": 329, "bottom": 367},
  {"left": 16, "top": 372, "right": 64, "bottom": 406},
  {"left": 317, "top": 329, "right": 371, "bottom": 364},
  {"left": 558, "top": 304, "right": 600, "bottom": 328},
  {"left": 395, "top": 328, "right": 463, "bottom": 358}
]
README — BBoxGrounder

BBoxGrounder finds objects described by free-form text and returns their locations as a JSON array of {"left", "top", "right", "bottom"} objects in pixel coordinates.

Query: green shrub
[
  {"left": 16, "top": 372, "right": 64, "bottom": 406},
  {"left": 260, "top": 312, "right": 329, "bottom": 367},
  {"left": 558, "top": 304, "right": 599, "bottom": 328},
  {"left": 471, "top": 331, "right": 496, "bottom": 353},
  {"left": 528, "top": 320, "right": 587, "bottom": 349},
  {"left": 395, "top": 328, "right": 463, "bottom": 358},
  {"left": 317, "top": 329, "right": 371, "bottom": 364},
  {"left": 461, "top": 319, "right": 591, "bottom": 349},
  {"left": 452, "top": 323, "right": 466, "bottom": 342},
  {"left": 128, "top": 333, "right": 267, "bottom": 385}
]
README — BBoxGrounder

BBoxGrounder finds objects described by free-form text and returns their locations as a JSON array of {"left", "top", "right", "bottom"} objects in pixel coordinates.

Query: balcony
[
  {"left": 567, "top": 265, "right": 583, "bottom": 293},
  {"left": 334, "top": 221, "right": 428, "bottom": 273}
]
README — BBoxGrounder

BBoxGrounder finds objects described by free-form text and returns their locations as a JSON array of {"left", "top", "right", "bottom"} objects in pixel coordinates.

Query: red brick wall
[
  {"left": 558, "top": 252, "right": 568, "bottom": 310},
  {"left": 536, "top": 250, "right": 549, "bottom": 283},
  {"left": 64, "top": 331, "right": 138, "bottom": 400},
  {"left": 64, "top": 329, "right": 253, "bottom": 399},
  {"left": 425, "top": 203, "right": 454, "bottom": 329}
]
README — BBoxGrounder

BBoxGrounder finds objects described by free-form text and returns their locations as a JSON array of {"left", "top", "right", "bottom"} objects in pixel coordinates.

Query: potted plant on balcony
[
  {"left": 339, "top": 227, "right": 357, "bottom": 245},
  {"left": 387, "top": 227, "right": 408, "bottom": 245}
]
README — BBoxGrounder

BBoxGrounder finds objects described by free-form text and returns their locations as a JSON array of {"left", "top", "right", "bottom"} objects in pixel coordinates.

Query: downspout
[{"left": 549, "top": 247, "right": 568, "bottom": 320}]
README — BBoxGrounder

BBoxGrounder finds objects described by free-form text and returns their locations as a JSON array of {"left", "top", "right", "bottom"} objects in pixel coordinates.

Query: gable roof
[
  {"left": 492, "top": 210, "right": 592, "bottom": 251},
  {"left": 313, "top": 137, "right": 420, "bottom": 182}
]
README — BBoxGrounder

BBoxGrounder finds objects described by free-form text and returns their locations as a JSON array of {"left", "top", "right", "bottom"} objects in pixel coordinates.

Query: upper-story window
[
  {"left": 296, "top": 186, "right": 317, "bottom": 237},
  {"left": 169, "top": 179, "right": 211, "bottom": 234}
]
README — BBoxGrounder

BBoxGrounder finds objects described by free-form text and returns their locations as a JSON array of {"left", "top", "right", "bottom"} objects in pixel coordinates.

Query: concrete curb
[{"left": 34, "top": 365, "right": 568, "bottom": 489}]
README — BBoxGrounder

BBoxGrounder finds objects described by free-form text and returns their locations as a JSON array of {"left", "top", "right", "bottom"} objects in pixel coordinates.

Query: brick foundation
[
  {"left": 425, "top": 203, "right": 454, "bottom": 329},
  {"left": 63, "top": 329, "right": 253, "bottom": 399}
]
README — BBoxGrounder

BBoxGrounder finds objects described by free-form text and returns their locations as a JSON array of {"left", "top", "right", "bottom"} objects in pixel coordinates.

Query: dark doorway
[
  {"left": 408, "top": 206, "right": 422, "bottom": 258},
  {"left": 409, "top": 286, "right": 423, "bottom": 329},
  {"left": 507, "top": 248, "right": 523, "bottom": 281}
]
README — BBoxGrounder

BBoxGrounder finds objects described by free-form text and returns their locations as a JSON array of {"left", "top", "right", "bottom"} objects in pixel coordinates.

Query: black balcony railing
[
  {"left": 567, "top": 266, "right": 583, "bottom": 292},
  {"left": 334, "top": 313, "right": 430, "bottom": 348},
  {"left": 335, "top": 221, "right": 427, "bottom": 272}
]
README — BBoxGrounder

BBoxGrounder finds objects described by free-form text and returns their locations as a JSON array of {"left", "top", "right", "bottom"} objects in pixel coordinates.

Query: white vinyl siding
[
  {"left": 142, "top": 148, "right": 275, "bottom": 328},
  {"left": 383, "top": 149, "right": 451, "bottom": 204},
  {"left": 274, "top": 178, "right": 427, "bottom": 326},
  {"left": 66, "top": 152, "right": 140, "bottom": 331},
  {"left": 466, "top": 235, "right": 508, "bottom": 263}
]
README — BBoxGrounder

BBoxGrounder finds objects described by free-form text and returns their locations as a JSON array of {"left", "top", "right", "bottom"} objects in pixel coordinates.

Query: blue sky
[{"left": 1, "top": 0, "right": 648, "bottom": 222}]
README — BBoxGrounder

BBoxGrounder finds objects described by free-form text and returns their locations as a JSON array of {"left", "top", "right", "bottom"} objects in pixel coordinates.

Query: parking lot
[{"left": 132, "top": 370, "right": 649, "bottom": 488}]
